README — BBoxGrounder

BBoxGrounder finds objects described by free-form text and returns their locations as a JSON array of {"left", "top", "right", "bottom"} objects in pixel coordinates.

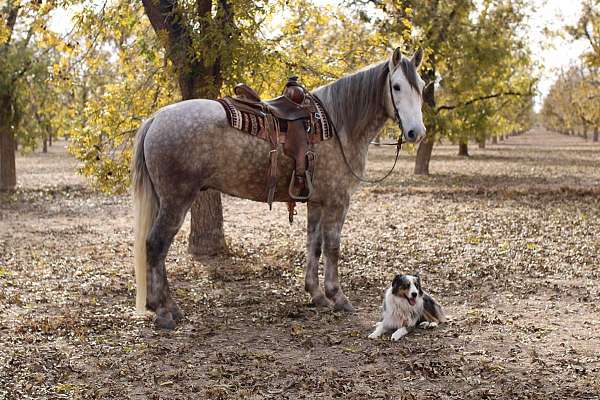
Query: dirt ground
[{"left": 1, "top": 129, "right": 600, "bottom": 400}]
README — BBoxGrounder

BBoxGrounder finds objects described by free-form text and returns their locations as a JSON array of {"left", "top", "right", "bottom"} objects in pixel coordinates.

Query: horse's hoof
[
  {"left": 311, "top": 293, "right": 333, "bottom": 308},
  {"left": 154, "top": 311, "right": 176, "bottom": 330},
  {"left": 334, "top": 302, "right": 355, "bottom": 313}
]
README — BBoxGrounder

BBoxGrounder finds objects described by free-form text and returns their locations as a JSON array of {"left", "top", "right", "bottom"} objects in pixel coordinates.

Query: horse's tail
[{"left": 132, "top": 117, "right": 158, "bottom": 313}]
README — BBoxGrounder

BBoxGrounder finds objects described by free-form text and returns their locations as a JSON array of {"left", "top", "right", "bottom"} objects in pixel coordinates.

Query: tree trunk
[
  {"left": 478, "top": 139, "right": 485, "bottom": 149},
  {"left": 143, "top": 0, "right": 230, "bottom": 257},
  {"left": 414, "top": 137, "right": 434, "bottom": 175},
  {"left": 183, "top": 81, "right": 228, "bottom": 257},
  {"left": 180, "top": 69, "right": 228, "bottom": 257},
  {"left": 0, "top": 125, "right": 16, "bottom": 191},
  {"left": 0, "top": 94, "right": 16, "bottom": 191},
  {"left": 593, "top": 128, "right": 599, "bottom": 142},
  {"left": 43, "top": 136, "right": 48, "bottom": 153},
  {"left": 458, "top": 141, "right": 469, "bottom": 157},
  {"left": 188, "top": 191, "right": 228, "bottom": 256},
  {"left": 48, "top": 132, "right": 52, "bottom": 147},
  {"left": 491, "top": 136, "right": 497, "bottom": 144}
]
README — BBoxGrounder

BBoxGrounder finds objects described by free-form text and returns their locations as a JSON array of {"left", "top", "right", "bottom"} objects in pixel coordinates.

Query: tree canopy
[{"left": 542, "top": 0, "right": 599, "bottom": 140}]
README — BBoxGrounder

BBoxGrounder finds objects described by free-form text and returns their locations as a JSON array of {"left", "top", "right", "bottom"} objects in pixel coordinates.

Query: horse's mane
[
  {"left": 312, "top": 61, "right": 389, "bottom": 138},
  {"left": 312, "top": 57, "right": 420, "bottom": 139}
]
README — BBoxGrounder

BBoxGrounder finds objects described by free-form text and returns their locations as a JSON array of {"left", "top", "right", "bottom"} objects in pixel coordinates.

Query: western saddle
[{"left": 218, "top": 77, "right": 332, "bottom": 221}]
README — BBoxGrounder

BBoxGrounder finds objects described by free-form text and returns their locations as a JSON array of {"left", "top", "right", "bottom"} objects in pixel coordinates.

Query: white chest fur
[{"left": 381, "top": 287, "right": 424, "bottom": 329}]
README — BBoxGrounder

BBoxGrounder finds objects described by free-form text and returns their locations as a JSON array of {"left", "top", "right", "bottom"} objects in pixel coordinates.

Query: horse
[{"left": 132, "top": 48, "right": 428, "bottom": 329}]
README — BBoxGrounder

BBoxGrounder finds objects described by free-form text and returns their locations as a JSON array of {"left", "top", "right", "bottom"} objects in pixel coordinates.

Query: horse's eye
[{"left": 393, "top": 84, "right": 401, "bottom": 91}]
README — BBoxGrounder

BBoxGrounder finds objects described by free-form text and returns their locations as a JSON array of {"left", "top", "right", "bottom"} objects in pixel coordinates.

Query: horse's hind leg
[
  {"left": 305, "top": 202, "right": 332, "bottom": 307},
  {"left": 322, "top": 199, "right": 354, "bottom": 312},
  {"left": 146, "top": 200, "right": 190, "bottom": 329}
]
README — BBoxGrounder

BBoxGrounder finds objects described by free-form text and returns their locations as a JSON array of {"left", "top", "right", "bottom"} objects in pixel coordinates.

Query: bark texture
[
  {"left": 414, "top": 138, "right": 434, "bottom": 175},
  {"left": 0, "top": 94, "right": 16, "bottom": 191},
  {"left": 188, "top": 194, "right": 228, "bottom": 256},
  {"left": 458, "top": 142, "right": 469, "bottom": 157},
  {"left": 0, "top": 127, "right": 16, "bottom": 191}
]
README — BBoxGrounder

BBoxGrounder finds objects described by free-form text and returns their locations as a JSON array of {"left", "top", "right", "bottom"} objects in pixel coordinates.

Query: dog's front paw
[
  {"left": 391, "top": 327, "right": 407, "bottom": 341},
  {"left": 419, "top": 321, "right": 438, "bottom": 329},
  {"left": 368, "top": 332, "right": 380, "bottom": 339}
]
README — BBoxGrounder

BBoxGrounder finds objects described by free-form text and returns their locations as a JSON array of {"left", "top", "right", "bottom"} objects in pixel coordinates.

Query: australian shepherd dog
[{"left": 368, "top": 274, "right": 446, "bottom": 341}]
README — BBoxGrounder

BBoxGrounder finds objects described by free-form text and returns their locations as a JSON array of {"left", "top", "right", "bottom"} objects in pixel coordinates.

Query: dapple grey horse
[{"left": 132, "top": 48, "right": 428, "bottom": 329}]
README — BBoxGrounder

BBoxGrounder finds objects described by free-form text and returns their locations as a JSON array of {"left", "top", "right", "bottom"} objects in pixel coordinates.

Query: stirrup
[{"left": 288, "top": 170, "right": 313, "bottom": 201}]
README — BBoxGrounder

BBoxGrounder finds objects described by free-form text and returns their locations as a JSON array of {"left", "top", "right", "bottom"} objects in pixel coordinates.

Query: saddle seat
[
  {"left": 220, "top": 77, "right": 332, "bottom": 221},
  {"left": 264, "top": 96, "right": 312, "bottom": 121},
  {"left": 234, "top": 83, "right": 312, "bottom": 121}
]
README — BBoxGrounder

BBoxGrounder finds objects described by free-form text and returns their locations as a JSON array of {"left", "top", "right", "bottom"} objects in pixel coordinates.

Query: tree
[
  {"left": 141, "top": 0, "right": 230, "bottom": 257},
  {"left": 64, "top": 0, "right": 266, "bottom": 256},
  {"left": 141, "top": 0, "right": 269, "bottom": 256},
  {"left": 0, "top": 1, "right": 72, "bottom": 190},
  {"left": 1, "top": 1, "right": 25, "bottom": 191},
  {"left": 568, "top": 0, "right": 600, "bottom": 67},
  {"left": 541, "top": 65, "right": 599, "bottom": 138},
  {"left": 544, "top": 0, "right": 600, "bottom": 140}
]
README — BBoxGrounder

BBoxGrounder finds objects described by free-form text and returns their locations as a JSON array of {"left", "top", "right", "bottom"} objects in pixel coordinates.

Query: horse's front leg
[
  {"left": 322, "top": 199, "right": 354, "bottom": 312},
  {"left": 305, "top": 202, "right": 332, "bottom": 307}
]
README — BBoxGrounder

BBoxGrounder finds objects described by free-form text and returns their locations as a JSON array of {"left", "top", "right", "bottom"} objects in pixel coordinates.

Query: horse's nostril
[{"left": 407, "top": 130, "right": 416, "bottom": 140}]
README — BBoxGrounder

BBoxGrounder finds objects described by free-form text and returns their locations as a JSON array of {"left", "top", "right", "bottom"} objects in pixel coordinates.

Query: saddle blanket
[{"left": 217, "top": 96, "right": 333, "bottom": 143}]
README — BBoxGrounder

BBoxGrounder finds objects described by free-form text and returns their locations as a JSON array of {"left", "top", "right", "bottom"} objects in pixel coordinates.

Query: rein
[{"left": 311, "top": 68, "right": 404, "bottom": 184}]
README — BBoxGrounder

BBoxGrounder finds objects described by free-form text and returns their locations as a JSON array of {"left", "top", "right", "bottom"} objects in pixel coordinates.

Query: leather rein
[{"left": 312, "top": 67, "right": 405, "bottom": 184}]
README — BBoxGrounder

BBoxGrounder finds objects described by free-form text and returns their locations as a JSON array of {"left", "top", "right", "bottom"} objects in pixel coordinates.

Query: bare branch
[{"left": 436, "top": 91, "right": 533, "bottom": 113}]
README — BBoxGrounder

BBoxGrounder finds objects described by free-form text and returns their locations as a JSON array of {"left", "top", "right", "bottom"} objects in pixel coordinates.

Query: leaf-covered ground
[{"left": 1, "top": 129, "right": 599, "bottom": 399}]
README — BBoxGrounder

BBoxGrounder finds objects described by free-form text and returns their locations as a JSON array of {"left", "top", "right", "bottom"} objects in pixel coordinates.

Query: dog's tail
[{"left": 422, "top": 293, "right": 446, "bottom": 323}]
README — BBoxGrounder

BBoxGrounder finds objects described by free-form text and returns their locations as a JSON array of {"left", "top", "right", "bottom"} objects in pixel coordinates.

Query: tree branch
[
  {"left": 1, "top": 2, "right": 20, "bottom": 52},
  {"left": 436, "top": 91, "right": 532, "bottom": 113},
  {"left": 141, "top": 0, "right": 192, "bottom": 65}
]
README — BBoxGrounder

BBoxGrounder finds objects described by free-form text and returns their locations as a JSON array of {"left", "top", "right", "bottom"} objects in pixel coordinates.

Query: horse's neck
[
  {"left": 354, "top": 114, "right": 389, "bottom": 145},
  {"left": 314, "top": 65, "right": 390, "bottom": 170},
  {"left": 332, "top": 102, "right": 388, "bottom": 165}
]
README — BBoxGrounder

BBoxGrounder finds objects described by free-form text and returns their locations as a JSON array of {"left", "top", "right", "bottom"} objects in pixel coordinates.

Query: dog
[{"left": 368, "top": 274, "right": 446, "bottom": 341}]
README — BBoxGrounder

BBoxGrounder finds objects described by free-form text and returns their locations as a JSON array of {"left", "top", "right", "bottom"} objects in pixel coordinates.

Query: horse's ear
[
  {"left": 423, "top": 80, "right": 435, "bottom": 108},
  {"left": 390, "top": 47, "right": 402, "bottom": 70},
  {"left": 411, "top": 47, "right": 424, "bottom": 68}
]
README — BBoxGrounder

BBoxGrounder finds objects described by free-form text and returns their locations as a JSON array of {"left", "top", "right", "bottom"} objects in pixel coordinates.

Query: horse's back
[
  {"left": 140, "top": 98, "right": 351, "bottom": 204},
  {"left": 147, "top": 99, "right": 228, "bottom": 140},
  {"left": 142, "top": 99, "right": 281, "bottom": 201}
]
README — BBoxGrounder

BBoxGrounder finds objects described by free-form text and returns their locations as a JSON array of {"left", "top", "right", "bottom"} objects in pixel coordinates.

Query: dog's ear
[
  {"left": 415, "top": 275, "right": 423, "bottom": 296},
  {"left": 391, "top": 274, "right": 402, "bottom": 294}
]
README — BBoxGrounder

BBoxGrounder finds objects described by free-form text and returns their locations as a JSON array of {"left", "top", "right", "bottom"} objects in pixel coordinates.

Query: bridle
[
  {"left": 313, "top": 65, "right": 406, "bottom": 184},
  {"left": 387, "top": 65, "right": 406, "bottom": 144}
]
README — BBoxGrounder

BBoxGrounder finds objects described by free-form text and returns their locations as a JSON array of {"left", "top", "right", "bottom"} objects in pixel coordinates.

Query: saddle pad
[{"left": 217, "top": 97, "right": 332, "bottom": 143}]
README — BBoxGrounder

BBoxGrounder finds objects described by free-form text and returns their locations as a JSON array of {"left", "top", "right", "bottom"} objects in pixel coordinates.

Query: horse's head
[{"left": 386, "top": 47, "right": 429, "bottom": 144}]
